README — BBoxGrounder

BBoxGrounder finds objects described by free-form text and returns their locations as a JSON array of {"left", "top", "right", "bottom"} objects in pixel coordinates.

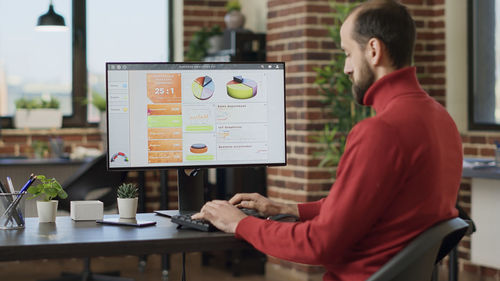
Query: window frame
[{"left": 467, "top": 0, "right": 500, "bottom": 130}]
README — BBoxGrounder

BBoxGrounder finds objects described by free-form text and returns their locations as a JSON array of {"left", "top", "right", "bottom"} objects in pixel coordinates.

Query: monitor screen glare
[{"left": 106, "top": 62, "right": 286, "bottom": 170}]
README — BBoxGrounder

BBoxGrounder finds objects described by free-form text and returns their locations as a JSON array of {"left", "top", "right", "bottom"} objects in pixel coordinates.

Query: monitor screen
[{"left": 106, "top": 62, "right": 286, "bottom": 170}]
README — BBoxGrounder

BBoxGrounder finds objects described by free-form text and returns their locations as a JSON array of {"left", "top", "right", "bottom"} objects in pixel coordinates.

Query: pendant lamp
[{"left": 36, "top": 0, "right": 68, "bottom": 31}]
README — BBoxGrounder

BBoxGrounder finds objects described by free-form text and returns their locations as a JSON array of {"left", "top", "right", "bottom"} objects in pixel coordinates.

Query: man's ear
[{"left": 365, "top": 37, "right": 384, "bottom": 66}]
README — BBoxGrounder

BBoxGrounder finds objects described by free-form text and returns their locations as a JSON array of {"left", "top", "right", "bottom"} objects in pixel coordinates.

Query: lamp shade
[{"left": 36, "top": 3, "right": 68, "bottom": 31}]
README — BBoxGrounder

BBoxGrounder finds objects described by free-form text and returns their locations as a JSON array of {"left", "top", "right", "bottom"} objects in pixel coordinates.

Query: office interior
[{"left": 0, "top": 0, "right": 498, "bottom": 280}]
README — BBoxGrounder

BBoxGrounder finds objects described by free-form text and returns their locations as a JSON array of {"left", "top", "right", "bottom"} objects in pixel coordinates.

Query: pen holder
[{"left": 0, "top": 192, "right": 27, "bottom": 230}]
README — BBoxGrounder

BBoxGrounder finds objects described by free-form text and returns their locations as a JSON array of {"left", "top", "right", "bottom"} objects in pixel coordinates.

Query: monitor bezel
[{"left": 105, "top": 61, "right": 287, "bottom": 171}]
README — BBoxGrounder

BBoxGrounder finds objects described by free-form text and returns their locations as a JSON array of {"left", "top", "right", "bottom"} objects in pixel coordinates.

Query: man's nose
[{"left": 344, "top": 60, "right": 353, "bottom": 75}]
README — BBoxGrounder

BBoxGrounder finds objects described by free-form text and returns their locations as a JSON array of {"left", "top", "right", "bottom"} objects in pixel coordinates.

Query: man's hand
[
  {"left": 191, "top": 200, "right": 247, "bottom": 233},
  {"left": 229, "top": 193, "right": 299, "bottom": 218}
]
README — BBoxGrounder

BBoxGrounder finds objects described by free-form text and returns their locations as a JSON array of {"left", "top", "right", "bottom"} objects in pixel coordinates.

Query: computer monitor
[{"left": 105, "top": 62, "right": 286, "bottom": 211}]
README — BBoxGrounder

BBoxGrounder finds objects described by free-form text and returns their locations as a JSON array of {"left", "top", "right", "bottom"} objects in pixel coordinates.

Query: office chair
[
  {"left": 366, "top": 217, "right": 469, "bottom": 281},
  {"left": 42, "top": 153, "right": 131, "bottom": 281}
]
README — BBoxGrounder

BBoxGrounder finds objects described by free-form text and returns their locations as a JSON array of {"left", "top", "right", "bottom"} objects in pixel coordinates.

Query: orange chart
[{"left": 147, "top": 73, "right": 182, "bottom": 103}]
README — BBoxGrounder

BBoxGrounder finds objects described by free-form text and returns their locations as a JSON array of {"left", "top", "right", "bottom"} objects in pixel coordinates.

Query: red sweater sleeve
[
  {"left": 298, "top": 198, "right": 325, "bottom": 221},
  {"left": 235, "top": 119, "right": 406, "bottom": 265}
]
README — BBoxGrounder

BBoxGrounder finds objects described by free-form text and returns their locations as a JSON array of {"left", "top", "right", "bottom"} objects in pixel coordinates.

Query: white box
[{"left": 70, "top": 200, "right": 104, "bottom": 221}]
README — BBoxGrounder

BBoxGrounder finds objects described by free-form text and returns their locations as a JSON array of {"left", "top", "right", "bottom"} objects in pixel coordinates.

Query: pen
[
  {"left": 6, "top": 177, "right": 16, "bottom": 199},
  {"left": 18, "top": 174, "right": 36, "bottom": 195}
]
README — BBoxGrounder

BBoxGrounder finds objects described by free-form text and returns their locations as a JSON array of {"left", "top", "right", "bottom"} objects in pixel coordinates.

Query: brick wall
[{"left": 0, "top": 128, "right": 168, "bottom": 212}]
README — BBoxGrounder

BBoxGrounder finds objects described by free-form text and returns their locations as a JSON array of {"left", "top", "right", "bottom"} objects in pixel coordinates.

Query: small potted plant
[
  {"left": 14, "top": 96, "right": 62, "bottom": 129},
  {"left": 224, "top": 0, "right": 245, "bottom": 30},
  {"left": 117, "top": 183, "right": 138, "bottom": 219},
  {"left": 27, "top": 175, "right": 68, "bottom": 223}
]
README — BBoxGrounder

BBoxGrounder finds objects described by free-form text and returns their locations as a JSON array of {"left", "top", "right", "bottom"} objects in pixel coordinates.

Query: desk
[
  {"left": 461, "top": 160, "right": 500, "bottom": 270},
  {"left": 0, "top": 213, "right": 250, "bottom": 262}
]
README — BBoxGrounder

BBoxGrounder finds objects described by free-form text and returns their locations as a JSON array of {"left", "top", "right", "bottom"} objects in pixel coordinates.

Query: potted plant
[
  {"left": 14, "top": 96, "right": 62, "bottom": 129},
  {"left": 117, "top": 183, "right": 138, "bottom": 219},
  {"left": 224, "top": 0, "right": 245, "bottom": 30},
  {"left": 88, "top": 91, "right": 107, "bottom": 133},
  {"left": 185, "top": 25, "right": 223, "bottom": 61},
  {"left": 27, "top": 175, "right": 68, "bottom": 223}
]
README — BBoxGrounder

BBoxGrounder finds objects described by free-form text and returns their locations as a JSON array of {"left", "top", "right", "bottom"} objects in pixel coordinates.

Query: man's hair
[{"left": 350, "top": 0, "right": 416, "bottom": 69}]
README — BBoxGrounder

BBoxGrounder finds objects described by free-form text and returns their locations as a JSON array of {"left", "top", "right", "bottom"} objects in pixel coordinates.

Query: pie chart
[
  {"left": 226, "top": 76, "right": 258, "bottom": 99},
  {"left": 192, "top": 76, "right": 215, "bottom": 100}
]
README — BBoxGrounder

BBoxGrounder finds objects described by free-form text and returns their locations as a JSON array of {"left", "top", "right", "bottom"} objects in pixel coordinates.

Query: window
[
  {"left": 86, "top": 0, "right": 169, "bottom": 123},
  {"left": 469, "top": 0, "right": 500, "bottom": 130},
  {"left": 0, "top": 0, "right": 172, "bottom": 128},
  {"left": 0, "top": 0, "right": 72, "bottom": 116}
]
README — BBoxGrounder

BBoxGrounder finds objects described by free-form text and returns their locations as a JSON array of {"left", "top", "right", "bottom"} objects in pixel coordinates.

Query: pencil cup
[{"left": 0, "top": 192, "right": 27, "bottom": 230}]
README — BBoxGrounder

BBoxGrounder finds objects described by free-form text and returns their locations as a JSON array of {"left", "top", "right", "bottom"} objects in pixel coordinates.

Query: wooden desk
[{"left": 0, "top": 213, "right": 250, "bottom": 262}]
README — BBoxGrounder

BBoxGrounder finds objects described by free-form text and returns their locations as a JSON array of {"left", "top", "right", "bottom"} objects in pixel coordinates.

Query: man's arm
[{"left": 232, "top": 120, "right": 406, "bottom": 265}]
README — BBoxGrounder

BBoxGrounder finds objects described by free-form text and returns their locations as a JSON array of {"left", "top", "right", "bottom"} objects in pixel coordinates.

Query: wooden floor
[{"left": 0, "top": 253, "right": 268, "bottom": 281}]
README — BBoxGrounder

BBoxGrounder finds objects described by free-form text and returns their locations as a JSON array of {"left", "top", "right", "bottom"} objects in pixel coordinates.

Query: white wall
[{"left": 445, "top": 0, "right": 468, "bottom": 132}]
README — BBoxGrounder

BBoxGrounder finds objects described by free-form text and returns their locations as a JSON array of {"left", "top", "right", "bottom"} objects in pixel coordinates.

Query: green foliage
[
  {"left": 225, "top": 0, "right": 241, "bottom": 12},
  {"left": 185, "top": 25, "right": 223, "bottom": 62},
  {"left": 32, "top": 140, "right": 48, "bottom": 158},
  {"left": 85, "top": 91, "right": 106, "bottom": 112},
  {"left": 27, "top": 175, "right": 67, "bottom": 202},
  {"left": 15, "top": 96, "right": 60, "bottom": 109},
  {"left": 311, "top": 1, "right": 372, "bottom": 168},
  {"left": 117, "top": 183, "right": 138, "bottom": 199}
]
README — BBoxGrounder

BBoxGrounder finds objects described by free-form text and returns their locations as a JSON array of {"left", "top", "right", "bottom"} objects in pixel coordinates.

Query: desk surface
[{"left": 0, "top": 213, "right": 250, "bottom": 262}]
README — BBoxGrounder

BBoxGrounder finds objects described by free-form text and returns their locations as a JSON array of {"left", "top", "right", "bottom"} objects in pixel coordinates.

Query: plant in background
[
  {"left": 311, "top": 1, "right": 372, "bottom": 169},
  {"left": 225, "top": 0, "right": 241, "bottom": 12},
  {"left": 27, "top": 175, "right": 68, "bottom": 201},
  {"left": 89, "top": 91, "right": 106, "bottom": 112},
  {"left": 32, "top": 140, "right": 49, "bottom": 159},
  {"left": 117, "top": 183, "right": 138, "bottom": 199},
  {"left": 15, "top": 96, "right": 60, "bottom": 110},
  {"left": 185, "top": 25, "right": 223, "bottom": 61}
]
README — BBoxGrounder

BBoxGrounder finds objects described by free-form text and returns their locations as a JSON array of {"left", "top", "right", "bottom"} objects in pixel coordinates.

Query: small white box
[{"left": 70, "top": 200, "right": 104, "bottom": 221}]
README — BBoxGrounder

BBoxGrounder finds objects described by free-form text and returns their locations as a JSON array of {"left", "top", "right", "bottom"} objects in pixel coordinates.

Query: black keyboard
[{"left": 171, "top": 208, "right": 266, "bottom": 232}]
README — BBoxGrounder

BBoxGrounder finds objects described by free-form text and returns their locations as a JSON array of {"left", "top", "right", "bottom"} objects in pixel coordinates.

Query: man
[{"left": 192, "top": 0, "right": 462, "bottom": 280}]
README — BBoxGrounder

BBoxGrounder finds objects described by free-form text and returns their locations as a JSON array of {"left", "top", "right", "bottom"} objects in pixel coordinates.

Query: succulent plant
[{"left": 117, "top": 183, "right": 138, "bottom": 199}]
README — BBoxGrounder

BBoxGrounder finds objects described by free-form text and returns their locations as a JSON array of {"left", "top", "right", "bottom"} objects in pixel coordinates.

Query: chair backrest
[
  {"left": 58, "top": 154, "right": 127, "bottom": 211},
  {"left": 367, "top": 217, "right": 469, "bottom": 281}
]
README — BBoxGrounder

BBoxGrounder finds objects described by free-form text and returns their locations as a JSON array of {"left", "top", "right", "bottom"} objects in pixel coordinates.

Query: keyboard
[{"left": 171, "top": 208, "right": 266, "bottom": 232}]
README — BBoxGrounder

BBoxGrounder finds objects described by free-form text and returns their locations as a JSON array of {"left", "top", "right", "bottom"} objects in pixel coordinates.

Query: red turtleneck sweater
[{"left": 235, "top": 67, "right": 462, "bottom": 281}]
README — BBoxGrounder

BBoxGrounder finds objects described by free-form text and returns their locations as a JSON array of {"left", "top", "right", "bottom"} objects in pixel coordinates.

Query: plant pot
[
  {"left": 207, "top": 35, "right": 224, "bottom": 54},
  {"left": 14, "top": 109, "right": 62, "bottom": 129},
  {"left": 117, "top": 198, "right": 138, "bottom": 219},
  {"left": 99, "top": 111, "right": 107, "bottom": 134},
  {"left": 224, "top": 10, "right": 245, "bottom": 29},
  {"left": 37, "top": 200, "right": 58, "bottom": 223}
]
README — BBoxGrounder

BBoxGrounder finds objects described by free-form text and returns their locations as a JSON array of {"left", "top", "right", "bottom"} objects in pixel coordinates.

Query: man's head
[{"left": 340, "top": 0, "right": 416, "bottom": 104}]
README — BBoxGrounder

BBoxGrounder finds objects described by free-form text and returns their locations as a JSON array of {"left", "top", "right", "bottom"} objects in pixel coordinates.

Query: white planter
[
  {"left": 14, "top": 109, "right": 62, "bottom": 129},
  {"left": 37, "top": 200, "right": 58, "bottom": 223},
  {"left": 117, "top": 198, "right": 138, "bottom": 219}
]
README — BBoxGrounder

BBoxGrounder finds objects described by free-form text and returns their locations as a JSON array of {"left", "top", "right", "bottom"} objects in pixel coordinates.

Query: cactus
[{"left": 117, "top": 183, "right": 138, "bottom": 199}]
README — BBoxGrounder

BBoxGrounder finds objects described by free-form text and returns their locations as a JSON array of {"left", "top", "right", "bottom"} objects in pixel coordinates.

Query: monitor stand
[{"left": 177, "top": 168, "right": 205, "bottom": 214}]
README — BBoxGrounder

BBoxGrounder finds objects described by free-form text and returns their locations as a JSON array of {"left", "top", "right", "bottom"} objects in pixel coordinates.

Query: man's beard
[{"left": 351, "top": 59, "right": 375, "bottom": 105}]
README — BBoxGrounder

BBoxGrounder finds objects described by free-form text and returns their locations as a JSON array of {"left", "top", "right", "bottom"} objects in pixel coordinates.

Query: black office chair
[
  {"left": 367, "top": 217, "right": 470, "bottom": 281},
  {"left": 42, "top": 153, "right": 131, "bottom": 281}
]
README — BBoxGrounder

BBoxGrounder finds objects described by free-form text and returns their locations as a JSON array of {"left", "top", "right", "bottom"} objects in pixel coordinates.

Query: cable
[{"left": 181, "top": 252, "right": 186, "bottom": 281}]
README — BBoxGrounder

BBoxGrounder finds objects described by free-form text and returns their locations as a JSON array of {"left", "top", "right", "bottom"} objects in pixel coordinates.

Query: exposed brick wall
[{"left": 183, "top": 0, "right": 227, "bottom": 51}]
